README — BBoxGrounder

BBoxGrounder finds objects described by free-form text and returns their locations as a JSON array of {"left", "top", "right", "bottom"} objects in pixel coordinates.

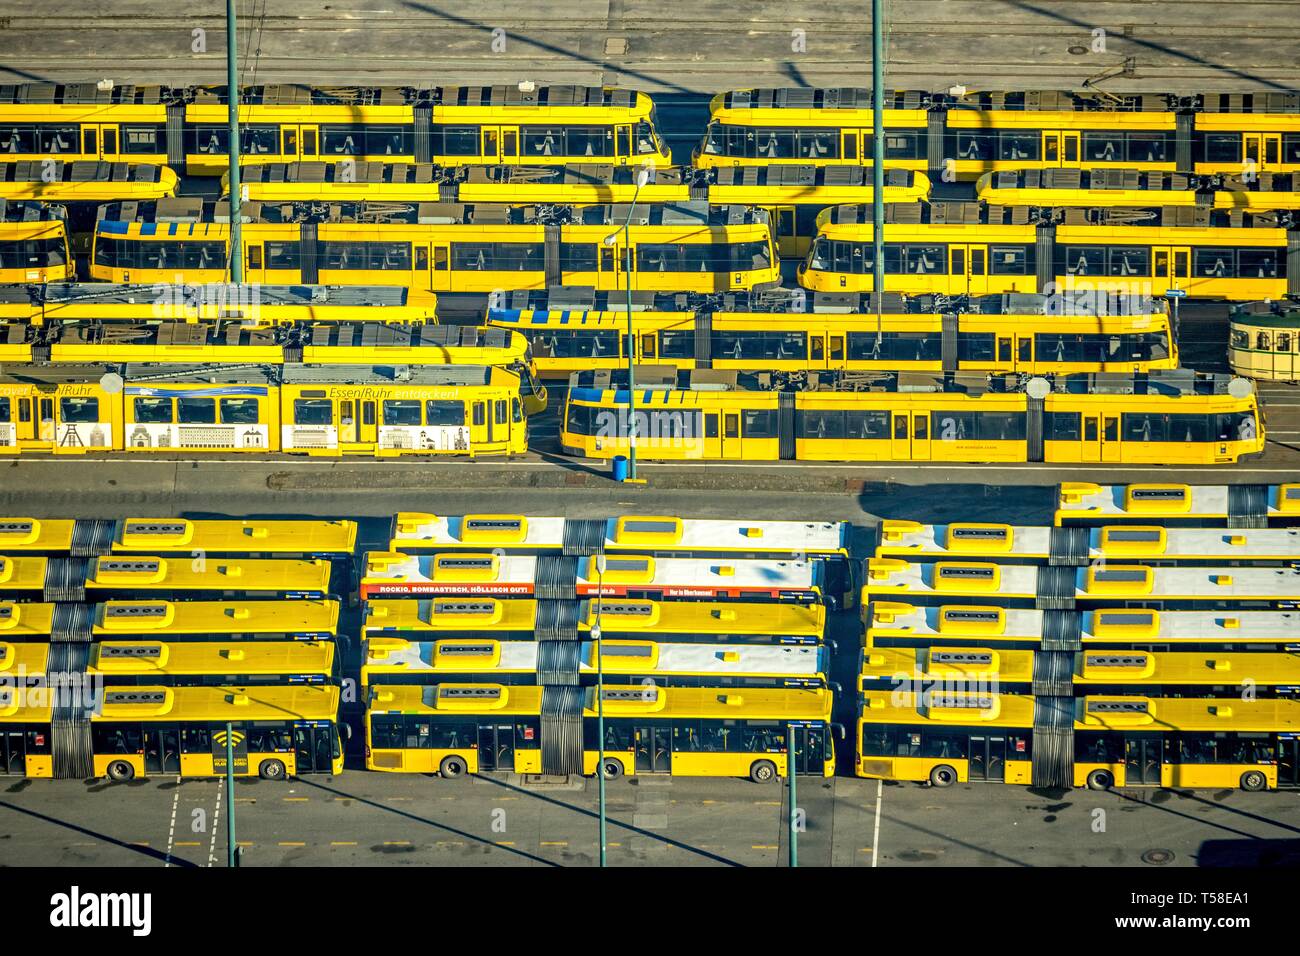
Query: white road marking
[
  {"left": 207, "top": 780, "right": 222, "bottom": 868},
  {"left": 163, "top": 776, "right": 181, "bottom": 867},
  {"left": 872, "top": 779, "right": 882, "bottom": 869}
]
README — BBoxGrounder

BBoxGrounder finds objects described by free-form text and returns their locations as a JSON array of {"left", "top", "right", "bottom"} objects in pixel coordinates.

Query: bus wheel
[
  {"left": 601, "top": 758, "right": 624, "bottom": 780},
  {"left": 258, "top": 759, "right": 286, "bottom": 781},
  {"left": 749, "top": 760, "right": 777, "bottom": 784},
  {"left": 1240, "top": 770, "right": 1268, "bottom": 792},
  {"left": 439, "top": 756, "right": 468, "bottom": 779},
  {"left": 106, "top": 760, "right": 134, "bottom": 782},
  {"left": 928, "top": 765, "right": 957, "bottom": 788},
  {"left": 1086, "top": 769, "right": 1114, "bottom": 791}
]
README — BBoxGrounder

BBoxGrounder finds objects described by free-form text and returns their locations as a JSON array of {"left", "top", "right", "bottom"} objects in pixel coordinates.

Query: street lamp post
[
  {"left": 226, "top": 0, "right": 242, "bottom": 283},
  {"left": 593, "top": 554, "right": 607, "bottom": 866},
  {"left": 603, "top": 167, "right": 651, "bottom": 481}
]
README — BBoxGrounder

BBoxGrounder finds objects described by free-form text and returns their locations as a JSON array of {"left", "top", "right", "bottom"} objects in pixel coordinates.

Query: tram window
[
  {"left": 1193, "top": 247, "right": 1236, "bottom": 278},
  {"left": 796, "top": 409, "right": 845, "bottom": 439},
  {"left": 1164, "top": 414, "right": 1210, "bottom": 442},
  {"left": 1278, "top": 333, "right": 1292, "bottom": 352},
  {"left": 38, "top": 126, "right": 79, "bottom": 153},
  {"left": 998, "top": 131, "right": 1039, "bottom": 161},
  {"left": 133, "top": 397, "right": 172, "bottom": 424},
  {"left": 0, "top": 398, "right": 8, "bottom": 421},
  {"left": 734, "top": 239, "right": 772, "bottom": 271},
  {"left": 955, "top": 130, "right": 992, "bottom": 160},
  {"left": 1257, "top": 332, "right": 1272, "bottom": 350},
  {"left": 754, "top": 129, "right": 796, "bottom": 159},
  {"left": 1107, "top": 247, "right": 1149, "bottom": 277},
  {"left": 989, "top": 245, "right": 1029, "bottom": 274},
  {"left": 191, "top": 126, "right": 229, "bottom": 154},
  {"left": 1216, "top": 411, "right": 1256, "bottom": 442},
  {"left": 522, "top": 126, "right": 567, "bottom": 157},
  {"left": 265, "top": 241, "right": 300, "bottom": 268},
  {"left": 566, "top": 127, "right": 615, "bottom": 158},
  {"left": 702, "top": 123, "right": 724, "bottom": 155},
  {"left": 495, "top": 400, "right": 508, "bottom": 425},
  {"left": 1202, "top": 133, "right": 1241, "bottom": 163},
  {"left": 452, "top": 242, "right": 544, "bottom": 271},
  {"left": 1229, "top": 329, "right": 1249, "bottom": 349},
  {"left": 845, "top": 409, "right": 890, "bottom": 439},
  {"left": 637, "top": 243, "right": 679, "bottom": 272},
  {"left": 1044, "top": 411, "right": 1081, "bottom": 441},
  {"left": 884, "top": 130, "right": 924, "bottom": 159},
  {"left": 322, "top": 124, "right": 363, "bottom": 154},
  {"left": 742, "top": 409, "right": 777, "bottom": 438},
  {"left": 659, "top": 330, "right": 693, "bottom": 359},
  {"left": 1237, "top": 249, "right": 1279, "bottom": 278},
  {"left": 559, "top": 242, "right": 598, "bottom": 271},
  {"left": 635, "top": 121, "right": 660, "bottom": 155},
  {"left": 956, "top": 332, "right": 995, "bottom": 362},
  {"left": 59, "top": 397, "right": 99, "bottom": 423},
  {"left": 808, "top": 238, "right": 831, "bottom": 269},
  {"left": 121, "top": 125, "right": 165, "bottom": 154},
  {"left": 472, "top": 403, "right": 486, "bottom": 427},
  {"left": 177, "top": 397, "right": 217, "bottom": 424},
  {"left": 1123, "top": 413, "right": 1167, "bottom": 442},
  {"left": 1285, "top": 133, "right": 1300, "bottom": 163},
  {"left": 893, "top": 415, "right": 907, "bottom": 439},
  {"left": 220, "top": 398, "right": 260, "bottom": 424},
  {"left": 382, "top": 400, "right": 421, "bottom": 426},
  {"left": 0, "top": 125, "right": 37, "bottom": 152},
  {"left": 1082, "top": 131, "right": 1125, "bottom": 163},
  {"left": 1127, "top": 132, "right": 1170, "bottom": 163},
  {"left": 435, "top": 125, "right": 480, "bottom": 156},
  {"left": 1083, "top": 418, "right": 1098, "bottom": 442},
  {"left": 797, "top": 129, "right": 838, "bottom": 159},
  {"left": 240, "top": 126, "right": 279, "bottom": 155},
  {"left": 903, "top": 245, "right": 945, "bottom": 274},
  {"left": 293, "top": 399, "right": 333, "bottom": 425},
  {"left": 1064, "top": 246, "right": 1104, "bottom": 276}
]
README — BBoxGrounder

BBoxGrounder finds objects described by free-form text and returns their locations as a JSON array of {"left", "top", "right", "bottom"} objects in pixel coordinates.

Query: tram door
[
  {"left": 1124, "top": 734, "right": 1164, "bottom": 785},
  {"left": 634, "top": 725, "right": 672, "bottom": 773},
  {"left": 891, "top": 411, "right": 930, "bottom": 460},
  {"left": 1244, "top": 134, "right": 1282, "bottom": 171},
  {"left": 968, "top": 735, "right": 1007, "bottom": 782}
]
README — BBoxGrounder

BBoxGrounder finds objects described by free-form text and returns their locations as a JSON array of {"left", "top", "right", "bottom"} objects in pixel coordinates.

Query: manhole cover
[
  {"left": 1141, "top": 848, "right": 1174, "bottom": 865},
  {"left": 1068, "top": 45, "right": 1088, "bottom": 55}
]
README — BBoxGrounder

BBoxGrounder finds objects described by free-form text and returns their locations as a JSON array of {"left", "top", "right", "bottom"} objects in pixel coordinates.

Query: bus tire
[
  {"left": 601, "top": 758, "right": 624, "bottom": 780},
  {"left": 929, "top": 765, "right": 957, "bottom": 788},
  {"left": 258, "top": 759, "right": 286, "bottom": 781},
  {"left": 1240, "top": 770, "right": 1268, "bottom": 792},
  {"left": 439, "top": 756, "right": 468, "bottom": 779},
  {"left": 106, "top": 760, "right": 134, "bottom": 782},
  {"left": 749, "top": 759, "right": 777, "bottom": 784},
  {"left": 1086, "top": 769, "right": 1114, "bottom": 791}
]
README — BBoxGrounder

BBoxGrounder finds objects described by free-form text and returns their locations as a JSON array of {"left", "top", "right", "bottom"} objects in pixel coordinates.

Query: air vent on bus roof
[
  {"left": 436, "top": 557, "right": 494, "bottom": 569},
  {"left": 1084, "top": 654, "right": 1149, "bottom": 668},
  {"left": 105, "top": 604, "right": 168, "bottom": 617},
  {"left": 601, "top": 687, "right": 660, "bottom": 701},
  {"left": 104, "top": 690, "right": 167, "bottom": 704},
  {"left": 100, "top": 644, "right": 163, "bottom": 657},
  {"left": 1093, "top": 569, "right": 1148, "bottom": 582},
  {"left": 100, "top": 560, "right": 161, "bottom": 573},
  {"left": 622, "top": 520, "right": 677, "bottom": 535},
  {"left": 1096, "top": 611, "right": 1155, "bottom": 626},
  {"left": 1106, "top": 529, "right": 1162, "bottom": 542},
  {"left": 432, "top": 601, "right": 496, "bottom": 615},
  {"left": 951, "top": 527, "right": 1008, "bottom": 540},
  {"left": 604, "top": 558, "right": 650, "bottom": 572},
  {"left": 438, "top": 643, "right": 495, "bottom": 656},
  {"left": 437, "top": 686, "right": 502, "bottom": 700},
  {"left": 929, "top": 695, "right": 994, "bottom": 708},
  {"left": 941, "top": 609, "right": 1000, "bottom": 622},
  {"left": 0, "top": 521, "right": 33, "bottom": 533},
  {"left": 930, "top": 651, "right": 994, "bottom": 666},
  {"left": 464, "top": 518, "right": 523, "bottom": 531},
  {"left": 1131, "top": 488, "right": 1186, "bottom": 501},
  {"left": 124, "top": 522, "right": 187, "bottom": 535},
  {"left": 937, "top": 566, "right": 995, "bottom": 578},
  {"left": 1087, "top": 699, "right": 1150, "bottom": 714},
  {"left": 601, "top": 602, "right": 653, "bottom": 616}
]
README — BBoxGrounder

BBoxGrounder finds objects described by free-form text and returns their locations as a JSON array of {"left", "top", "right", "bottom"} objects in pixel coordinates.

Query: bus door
[
  {"left": 143, "top": 725, "right": 180, "bottom": 775},
  {"left": 1245, "top": 133, "right": 1282, "bottom": 171},
  {"left": 791, "top": 724, "right": 828, "bottom": 776},
  {"left": 1, "top": 729, "right": 26, "bottom": 774},
  {"left": 968, "top": 735, "right": 1006, "bottom": 782},
  {"left": 477, "top": 722, "right": 515, "bottom": 772},
  {"left": 1124, "top": 734, "right": 1163, "bottom": 786},
  {"left": 1279, "top": 734, "right": 1300, "bottom": 788},
  {"left": 634, "top": 724, "right": 671, "bottom": 773},
  {"left": 294, "top": 722, "right": 333, "bottom": 773}
]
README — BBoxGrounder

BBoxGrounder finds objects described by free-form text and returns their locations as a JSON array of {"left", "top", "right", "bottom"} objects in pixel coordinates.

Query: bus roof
[
  {"left": 90, "top": 684, "right": 339, "bottom": 722},
  {"left": 0, "top": 640, "right": 49, "bottom": 678},
  {"left": 866, "top": 602, "right": 1300, "bottom": 645},
  {"left": 361, "top": 552, "right": 818, "bottom": 597},
  {"left": 860, "top": 645, "right": 1034, "bottom": 684},
  {"left": 362, "top": 637, "right": 826, "bottom": 680},
  {"left": 363, "top": 597, "right": 826, "bottom": 639},
  {"left": 0, "top": 556, "right": 53, "bottom": 592},
  {"left": 876, "top": 520, "right": 1300, "bottom": 563},
  {"left": 388, "top": 513, "right": 848, "bottom": 556},
  {"left": 0, "top": 684, "right": 53, "bottom": 722},
  {"left": 0, "top": 601, "right": 55, "bottom": 637},
  {"left": 0, "top": 517, "right": 357, "bottom": 556},
  {"left": 86, "top": 640, "right": 334, "bottom": 678},
  {"left": 1056, "top": 483, "right": 1300, "bottom": 525},
  {"left": 93, "top": 599, "right": 339, "bottom": 637},
  {"left": 864, "top": 558, "right": 1300, "bottom": 602},
  {"left": 85, "top": 556, "right": 333, "bottom": 596}
]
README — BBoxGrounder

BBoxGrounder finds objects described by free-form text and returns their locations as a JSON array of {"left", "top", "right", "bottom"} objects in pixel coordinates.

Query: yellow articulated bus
[
  {"left": 0, "top": 554, "right": 332, "bottom": 602},
  {"left": 856, "top": 689, "right": 1300, "bottom": 791},
  {"left": 696, "top": 88, "right": 1300, "bottom": 179},
  {"left": 0, "top": 282, "right": 438, "bottom": 327},
  {"left": 798, "top": 203, "right": 1299, "bottom": 301},
  {"left": 860, "top": 644, "right": 1300, "bottom": 699},
  {"left": 1055, "top": 482, "right": 1300, "bottom": 528},
  {"left": 975, "top": 167, "right": 1300, "bottom": 213},
  {"left": 862, "top": 558, "right": 1300, "bottom": 610},
  {"left": 5, "top": 639, "right": 337, "bottom": 686},
  {"left": 361, "top": 636, "right": 829, "bottom": 689},
  {"left": 90, "top": 199, "right": 779, "bottom": 295},
  {"left": 488, "top": 292, "right": 1176, "bottom": 378},
  {"left": 1229, "top": 302, "right": 1300, "bottom": 383},
  {"left": 363, "top": 597, "right": 828, "bottom": 646},
  {"left": 0, "top": 516, "right": 356, "bottom": 558},
  {"left": 234, "top": 162, "right": 930, "bottom": 258},
  {"left": 0, "top": 363, "right": 529, "bottom": 457},
  {"left": 560, "top": 369, "right": 1263, "bottom": 465},
  {"left": 0, "top": 598, "right": 340, "bottom": 642},
  {"left": 365, "top": 682, "right": 836, "bottom": 781},
  {"left": 0, "top": 83, "right": 670, "bottom": 174},
  {"left": 874, "top": 519, "right": 1300, "bottom": 566},
  {"left": 0, "top": 683, "right": 343, "bottom": 780},
  {"left": 863, "top": 602, "right": 1300, "bottom": 652}
]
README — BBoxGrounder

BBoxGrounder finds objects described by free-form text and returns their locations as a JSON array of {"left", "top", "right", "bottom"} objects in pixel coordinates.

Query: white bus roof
[{"left": 1056, "top": 483, "right": 1300, "bottom": 523}]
